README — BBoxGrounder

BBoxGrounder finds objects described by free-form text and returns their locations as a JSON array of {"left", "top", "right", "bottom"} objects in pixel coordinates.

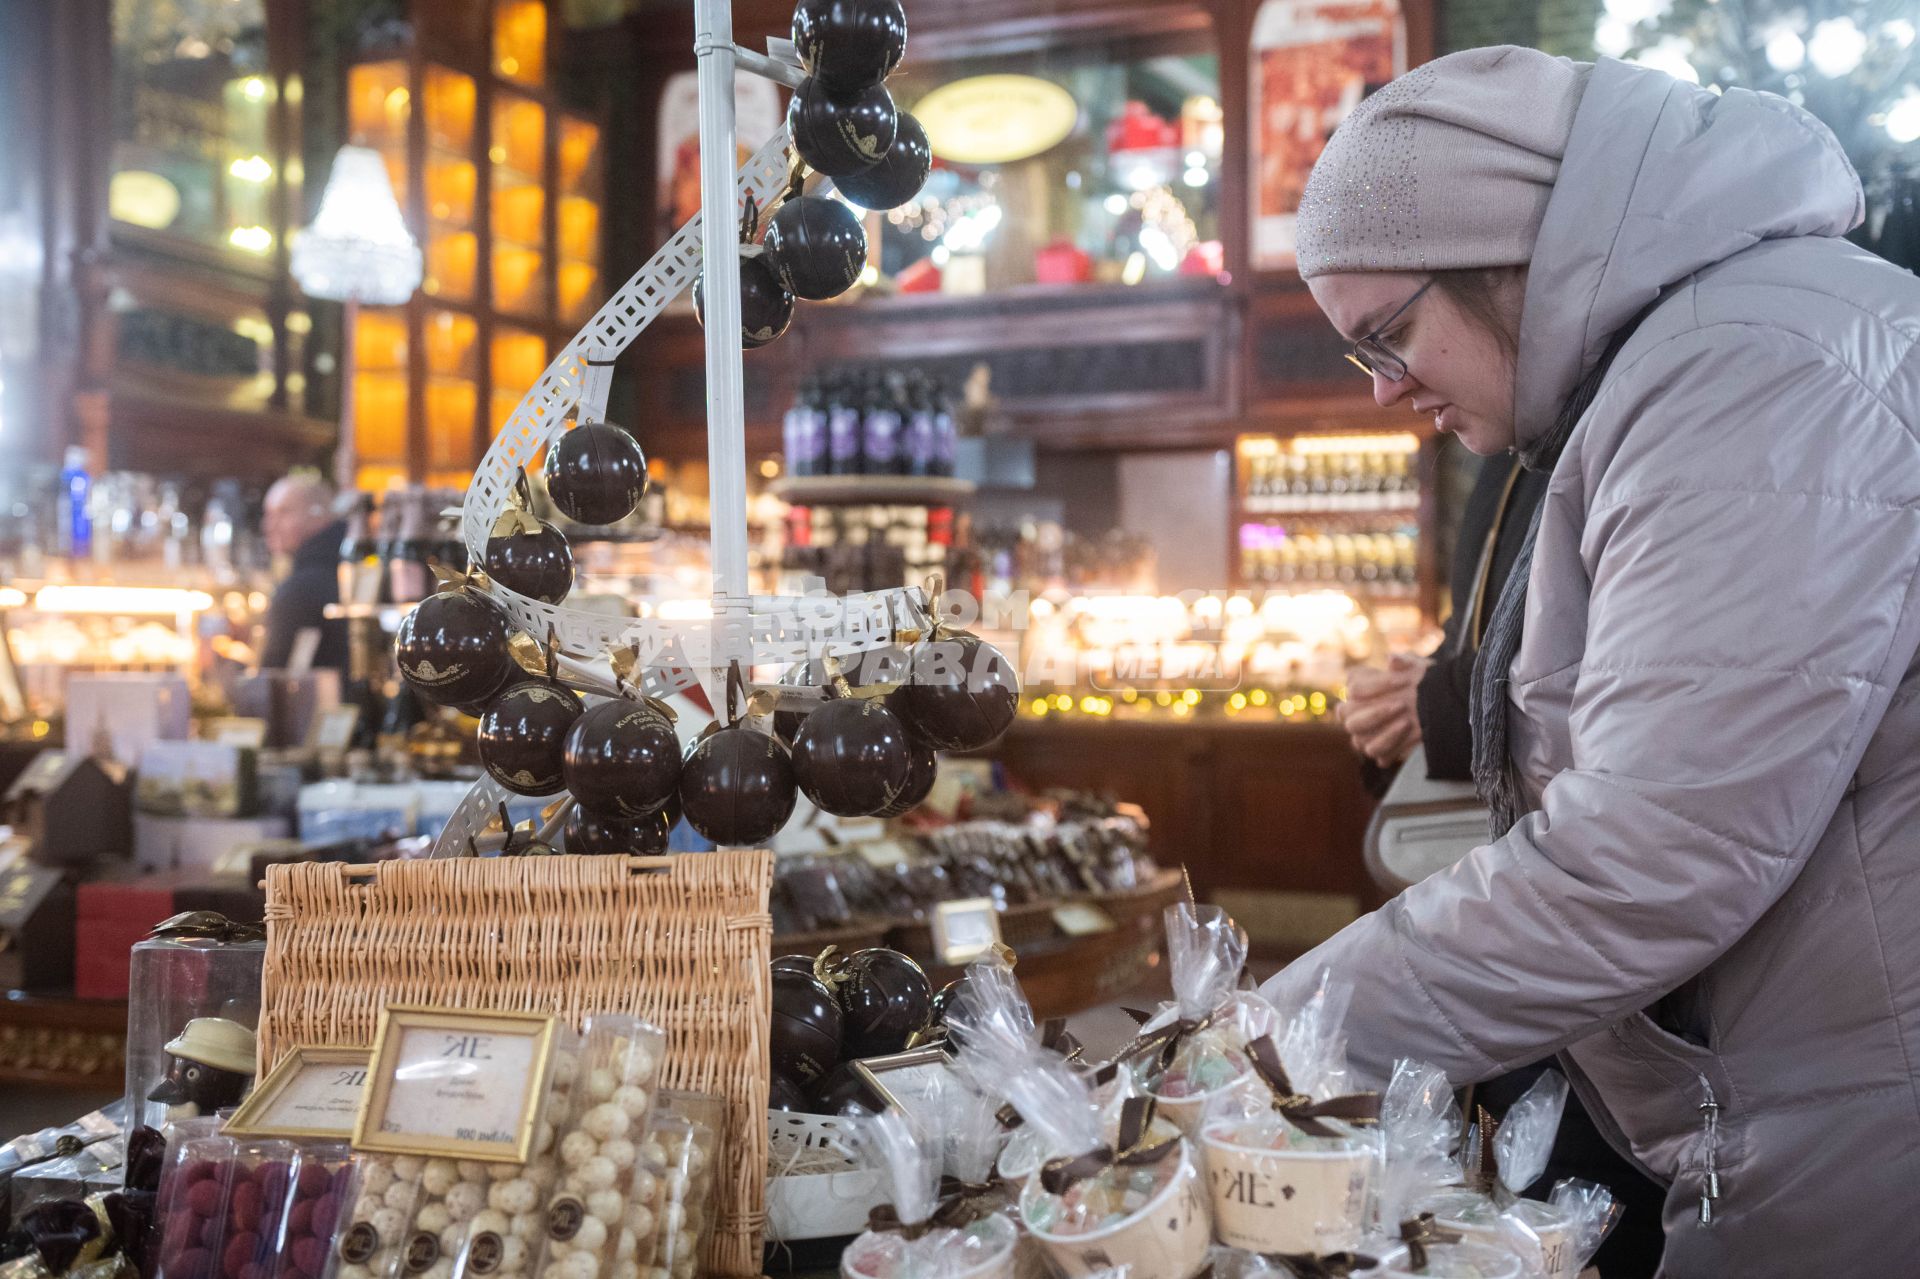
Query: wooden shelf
[{"left": 770, "top": 475, "right": 976, "bottom": 507}]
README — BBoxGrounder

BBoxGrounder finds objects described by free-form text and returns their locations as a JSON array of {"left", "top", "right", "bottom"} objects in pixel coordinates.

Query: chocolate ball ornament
[
  {"left": 773, "top": 645, "right": 912, "bottom": 743},
  {"left": 768, "top": 1072, "right": 811, "bottom": 1112},
  {"left": 835, "top": 947, "right": 931, "bottom": 1058},
  {"left": 791, "top": 695, "right": 914, "bottom": 818},
  {"left": 478, "top": 681, "right": 584, "bottom": 796},
  {"left": 762, "top": 196, "right": 867, "bottom": 301},
  {"left": 787, "top": 77, "right": 897, "bottom": 178},
  {"left": 680, "top": 725, "right": 798, "bottom": 847},
  {"left": 792, "top": 0, "right": 907, "bottom": 94},
  {"left": 893, "top": 632, "right": 1020, "bottom": 751},
  {"left": 834, "top": 113, "right": 931, "bottom": 212},
  {"left": 563, "top": 805, "right": 672, "bottom": 856},
  {"left": 874, "top": 738, "right": 937, "bottom": 818},
  {"left": 543, "top": 419, "right": 648, "bottom": 526},
  {"left": 483, "top": 515, "right": 574, "bottom": 604},
  {"left": 694, "top": 253, "right": 795, "bottom": 350},
  {"left": 562, "top": 701, "right": 682, "bottom": 819},
  {"left": 771, "top": 967, "right": 843, "bottom": 1084},
  {"left": 395, "top": 587, "right": 516, "bottom": 708}
]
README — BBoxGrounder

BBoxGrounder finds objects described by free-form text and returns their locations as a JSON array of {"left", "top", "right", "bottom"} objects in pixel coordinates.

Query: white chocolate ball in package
[
  {"left": 587, "top": 1068, "right": 618, "bottom": 1102},
  {"left": 422, "top": 1160, "right": 460, "bottom": 1196},
  {"left": 613, "top": 1085, "right": 651, "bottom": 1119},
  {"left": 551, "top": 1052, "right": 579, "bottom": 1087},
  {"left": 647, "top": 1266, "right": 670, "bottom": 1279},
  {"left": 392, "top": 1156, "right": 426, "bottom": 1180},
  {"left": 527, "top": 1161, "right": 558, "bottom": 1192},
  {"left": 660, "top": 1202, "right": 687, "bottom": 1238},
  {"left": 490, "top": 1177, "right": 540, "bottom": 1215},
  {"left": 488, "top": 1162, "right": 522, "bottom": 1183},
  {"left": 639, "top": 1140, "right": 666, "bottom": 1167},
  {"left": 557, "top": 1250, "right": 601, "bottom": 1279},
  {"left": 415, "top": 1203, "right": 452, "bottom": 1236},
  {"left": 582, "top": 1103, "right": 630, "bottom": 1142},
  {"left": 423, "top": 1257, "right": 455, "bottom": 1279},
  {"left": 445, "top": 1181, "right": 487, "bottom": 1221},
  {"left": 571, "top": 1216, "right": 610, "bottom": 1254},
  {"left": 616, "top": 1229, "right": 638, "bottom": 1260},
  {"left": 625, "top": 1203, "right": 655, "bottom": 1238},
  {"left": 470, "top": 1209, "right": 511, "bottom": 1240},
  {"left": 337, "top": 1266, "right": 372, "bottom": 1279},
  {"left": 353, "top": 1195, "right": 384, "bottom": 1224},
  {"left": 577, "top": 1156, "right": 618, "bottom": 1191},
  {"left": 685, "top": 1144, "right": 708, "bottom": 1176},
  {"left": 664, "top": 1171, "right": 690, "bottom": 1204},
  {"left": 499, "top": 1236, "right": 530, "bottom": 1275},
  {"left": 600, "top": 1137, "right": 637, "bottom": 1171},
  {"left": 437, "top": 1223, "right": 468, "bottom": 1257},
  {"left": 370, "top": 1208, "right": 408, "bottom": 1246},
  {"left": 628, "top": 1169, "right": 659, "bottom": 1204},
  {"left": 511, "top": 1211, "right": 544, "bottom": 1242},
  {"left": 457, "top": 1160, "right": 492, "bottom": 1182},
  {"left": 621, "top": 1045, "right": 657, "bottom": 1084},
  {"left": 560, "top": 1132, "right": 598, "bottom": 1169},
  {"left": 383, "top": 1181, "right": 417, "bottom": 1212},
  {"left": 587, "top": 1188, "right": 625, "bottom": 1226},
  {"left": 360, "top": 1163, "right": 397, "bottom": 1197},
  {"left": 536, "top": 1121, "right": 556, "bottom": 1156},
  {"left": 612, "top": 1262, "right": 642, "bottom": 1279}
]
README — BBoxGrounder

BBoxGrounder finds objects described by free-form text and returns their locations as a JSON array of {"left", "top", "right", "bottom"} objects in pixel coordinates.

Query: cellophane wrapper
[
  {"left": 838, "top": 1108, "right": 1017, "bottom": 1279},
  {"left": 1492, "top": 1179, "right": 1620, "bottom": 1278},
  {"left": 1136, "top": 906, "right": 1280, "bottom": 1103},
  {"left": 1487, "top": 1072, "right": 1566, "bottom": 1200},
  {"left": 1369, "top": 1059, "right": 1462, "bottom": 1237}
]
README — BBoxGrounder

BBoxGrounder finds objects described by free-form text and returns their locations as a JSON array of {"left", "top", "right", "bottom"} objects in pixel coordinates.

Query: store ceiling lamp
[
  {"left": 290, "top": 145, "right": 422, "bottom": 305},
  {"left": 913, "top": 75, "right": 1077, "bottom": 165}
]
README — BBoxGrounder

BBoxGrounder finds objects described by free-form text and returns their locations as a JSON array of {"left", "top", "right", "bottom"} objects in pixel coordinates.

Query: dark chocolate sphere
[
  {"left": 477, "top": 681, "right": 585, "bottom": 796},
  {"left": 562, "top": 701, "right": 683, "bottom": 819},
  {"left": 771, "top": 967, "right": 843, "bottom": 1084},
  {"left": 768, "top": 1071, "right": 812, "bottom": 1112},
  {"left": 788, "top": 77, "right": 897, "bottom": 179},
  {"left": 762, "top": 196, "right": 867, "bottom": 302},
  {"left": 874, "top": 739, "right": 937, "bottom": 818},
  {"left": 562, "top": 804, "right": 672, "bottom": 856},
  {"left": 809, "top": 1060, "right": 884, "bottom": 1115},
  {"left": 892, "top": 633, "right": 1020, "bottom": 751},
  {"left": 790, "top": 697, "right": 914, "bottom": 818},
  {"left": 395, "top": 588, "right": 516, "bottom": 708},
  {"left": 773, "top": 646, "right": 913, "bottom": 743},
  {"left": 792, "top": 0, "right": 907, "bottom": 94},
  {"left": 695, "top": 253, "right": 795, "bottom": 350},
  {"left": 543, "top": 420, "right": 648, "bottom": 526},
  {"left": 483, "top": 519, "right": 573, "bottom": 605},
  {"left": 836, "top": 947, "right": 931, "bottom": 1058},
  {"left": 680, "top": 725, "right": 798, "bottom": 847},
  {"left": 834, "top": 113, "right": 931, "bottom": 212}
]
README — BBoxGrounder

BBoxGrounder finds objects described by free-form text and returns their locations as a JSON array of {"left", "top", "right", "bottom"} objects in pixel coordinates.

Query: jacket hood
[{"left": 1513, "top": 58, "right": 1865, "bottom": 452}]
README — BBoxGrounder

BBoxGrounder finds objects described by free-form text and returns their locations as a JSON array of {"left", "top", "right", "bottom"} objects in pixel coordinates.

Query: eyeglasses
[{"left": 1344, "top": 279, "right": 1433, "bottom": 382}]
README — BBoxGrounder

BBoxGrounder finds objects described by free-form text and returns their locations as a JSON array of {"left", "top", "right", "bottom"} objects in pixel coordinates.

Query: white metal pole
[{"left": 694, "top": 0, "right": 755, "bottom": 710}]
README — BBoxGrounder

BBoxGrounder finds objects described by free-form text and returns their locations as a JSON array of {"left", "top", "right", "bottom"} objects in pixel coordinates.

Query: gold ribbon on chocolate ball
[
  {"left": 1247, "top": 1035, "right": 1381, "bottom": 1139},
  {"left": 1037, "top": 1094, "right": 1180, "bottom": 1196}
]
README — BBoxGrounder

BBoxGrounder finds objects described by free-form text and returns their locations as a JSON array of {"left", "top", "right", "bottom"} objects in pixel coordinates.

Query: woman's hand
[{"left": 1337, "top": 652, "right": 1430, "bottom": 765}]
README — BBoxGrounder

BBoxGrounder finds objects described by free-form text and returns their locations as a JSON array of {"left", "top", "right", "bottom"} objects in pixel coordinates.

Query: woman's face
[{"left": 1307, "top": 270, "right": 1523, "bottom": 455}]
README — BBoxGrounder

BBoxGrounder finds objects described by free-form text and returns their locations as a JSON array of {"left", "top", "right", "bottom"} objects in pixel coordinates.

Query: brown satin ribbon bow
[
  {"left": 1037, "top": 1094, "right": 1180, "bottom": 1197},
  {"left": 1398, "top": 1213, "right": 1463, "bottom": 1272},
  {"left": 865, "top": 1175, "right": 1009, "bottom": 1239},
  {"left": 1113, "top": 1004, "right": 1221, "bottom": 1089},
  {"left": 1247, "top": 1035, "right": 1381, "bottom": 1139},
  {"left": 1255, "top": 1250, "right": 1380, "bottom": 1279}
]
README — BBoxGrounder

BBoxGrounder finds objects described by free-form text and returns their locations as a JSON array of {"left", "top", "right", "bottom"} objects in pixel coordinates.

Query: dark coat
[{"left": 262, "top": 522, "right": 350, "bottom": 673}]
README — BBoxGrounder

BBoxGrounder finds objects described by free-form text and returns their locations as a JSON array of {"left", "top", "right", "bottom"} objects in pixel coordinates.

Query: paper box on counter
[
  {"left": 3, "top": 752, "right": 132, "bottom": 868},
  {"left": 75, "top": 871, "right": 264, "bottom": 1001},
  {"left": 64, "top": 672, "right": 190, "bottom": 769},
  {"left": 0, "top": 862, "right": 75, "bottom": 990},
  {"left": 133, "top": 813, "right": 291, "bottom": 873},
  {"left": 135, "top": 742, "right": 258, "bottom": 818}
]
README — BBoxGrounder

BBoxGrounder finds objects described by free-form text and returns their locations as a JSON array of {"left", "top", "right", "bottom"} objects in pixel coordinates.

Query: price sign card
[
  {"left": 225, "top": 1047, "right": 371, "bottom": 1138},
  {"left": 352, "top": 1006, "right": 558, "bottom": 1162}
]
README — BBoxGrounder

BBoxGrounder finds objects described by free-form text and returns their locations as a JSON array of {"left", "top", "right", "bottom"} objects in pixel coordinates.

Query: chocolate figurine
[{"left": 145, "top": 1017, "right": 256, "bottom": 1122}]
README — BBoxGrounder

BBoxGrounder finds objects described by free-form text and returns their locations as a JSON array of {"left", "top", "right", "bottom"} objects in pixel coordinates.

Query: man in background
[{"left": 260, "top": 473, "right": 348, "bottom": 673}]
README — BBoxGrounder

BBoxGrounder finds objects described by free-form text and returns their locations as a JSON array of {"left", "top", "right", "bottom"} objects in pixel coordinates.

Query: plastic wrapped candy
[
  {"left": 526, "top": 1015, "right": 667, "bottom": 1279},
  {"left": 1119, "top": 905, "right": 1278, "bottom": 1135},
  {"left": 632, "top": 1091, "right": 725, "bottom": 1279},
  {"left": 1196, "top": 976, "right": 1379, "bottom": 1259},
  {"left": 1420, "top": 1073, "right": 1618, "bottom": 1278},
  {"left": 1369, "top": 1061, "right": 1463, "bottom": 1241},
  {"left": 942, "top": 957, "right": 1060, "bottom": 1191},
  {"left": 837, "top": 1107, "right": 1018, "bottom": 1279}
]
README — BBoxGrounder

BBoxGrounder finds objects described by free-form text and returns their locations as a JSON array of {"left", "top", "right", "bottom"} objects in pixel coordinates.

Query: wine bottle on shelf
[
  {"left": 782, "top": 382, "right": 807, "bottom": 477},
  {"left": 932, "top": 377, "right": 957, "bottom": 478},
  {"left": 904, "top": 373, "right": 938, "bottom": 478},
  {"left": 387, "top": 489, "right": 432, "bottom": 604},
  {"left": 338, "top": 494, "right": 370, "bottom": 605},
  {"left": 862, "top": 371, "right": 905, "bottom": 476},
  {"left": 828, "top": 374, "right": 864, "bottom": 476}
]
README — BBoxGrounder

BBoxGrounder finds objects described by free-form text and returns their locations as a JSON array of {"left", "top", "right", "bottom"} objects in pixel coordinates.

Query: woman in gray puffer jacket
[{"left": 1262, "top": 46, "right": 1920, "bottom": 1273}]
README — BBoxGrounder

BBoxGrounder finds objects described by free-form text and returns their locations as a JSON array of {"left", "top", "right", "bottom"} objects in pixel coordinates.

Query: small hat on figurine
[{"left": 163, "top": 1017, "right": 257, "bottom": 1075}]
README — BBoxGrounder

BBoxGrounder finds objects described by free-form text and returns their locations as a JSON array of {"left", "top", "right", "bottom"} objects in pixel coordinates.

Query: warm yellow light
[
  {"left": 1238, "top": 436, "right": 1281, "bottom": 458},
  {"left": 241, "top": 77, "right": 269, "bottom": 102},
  {"left": 1182, "top": 689, "right": 1201, "bottom": 705},
  {"left": 1030, "top": 698, "right": 1049, "bottom": 715},
  {"left": 500, "top": 57, "right": 520, "bottom": 76},
  {"left": 110, "top": 170, "right": 182, "bottom": 228},
  {"left": 758, "top": 459, "right": 781, "bottom": 479},
  {"left": 1155, "top": 691, "right": 1173, "bottom": 707},
  {"left": 0, "top": 588, "right": 24, "bottom": 608},
  {"left": 1229, "top": 693, "right": 1247, "bottom": 710},
  {"left": 33, "top": 586, "right": 214, "bottom": 615},
  {"left": 30, "top": 720, "right": 50, "bottom": 739},
  {"left": 1052, "top": 694, "right": 1072, "bottom": 711},
  {"left": 1309, "top": 691, "right": 1328, "bottom": 714},
  {"left": 229, "top": 225, "right": 273, "bottom": 253},
  {"left": 1286, "top": 431, "right": 1421, "bottom": 456},
  {"left": 1120, "top": 688, "right": 1137, "bottom": 702},
  {"left": 386, "top": 86, "right": 410, "bottom": 112},
  {"left": 1249, "top": 688, "right": 1269, "bottom": 707},
  {"left": 1079, "top": 696, "right": 1100, "bottom": 713},
  {"left": 229, "top": 154, "right": 274, "bottom": 183},
  {"left": 914, "top": 75, "right": 1078, "bottom": 165}
]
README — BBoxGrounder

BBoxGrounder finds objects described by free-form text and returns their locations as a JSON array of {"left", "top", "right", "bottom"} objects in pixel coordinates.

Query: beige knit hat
[{"left": 1295, "top": 46, "right": 1593, "bottom": 279}]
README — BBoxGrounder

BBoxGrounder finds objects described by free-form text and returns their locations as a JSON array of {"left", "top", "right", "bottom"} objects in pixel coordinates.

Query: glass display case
[
  {"left": 342, "top": 0, "right": 603, "bottom": 491},
  {"left": 874, "top": 33, "right": 1222, "bottom": 295}
]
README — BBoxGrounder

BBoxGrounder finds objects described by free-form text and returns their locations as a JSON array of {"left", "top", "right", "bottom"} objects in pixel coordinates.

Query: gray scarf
[{"left": 1470, "top": 312, "right": 1652, "bottom": 836}]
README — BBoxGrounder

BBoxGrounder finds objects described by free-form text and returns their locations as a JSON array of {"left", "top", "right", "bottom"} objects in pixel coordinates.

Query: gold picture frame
[
  {"left": 224, "top": 1046, "right": 371, "bottom": 1139},
  {"left": 931, "top": 897, "right": 1003, "bottom": 965},
  {"left": 352, "top": 1005, "right": 559, "bottom": 1162}
]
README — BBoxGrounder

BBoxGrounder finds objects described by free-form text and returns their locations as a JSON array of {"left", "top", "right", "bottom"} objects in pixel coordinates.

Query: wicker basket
[{"left": 258, "top": 852, "right": 773, "bottom": 1277}]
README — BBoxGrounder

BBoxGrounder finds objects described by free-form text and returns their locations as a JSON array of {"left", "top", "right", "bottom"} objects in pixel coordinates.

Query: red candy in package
[{"left": 150, "top": 1121, "right": 354, "bottom": 1279}]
